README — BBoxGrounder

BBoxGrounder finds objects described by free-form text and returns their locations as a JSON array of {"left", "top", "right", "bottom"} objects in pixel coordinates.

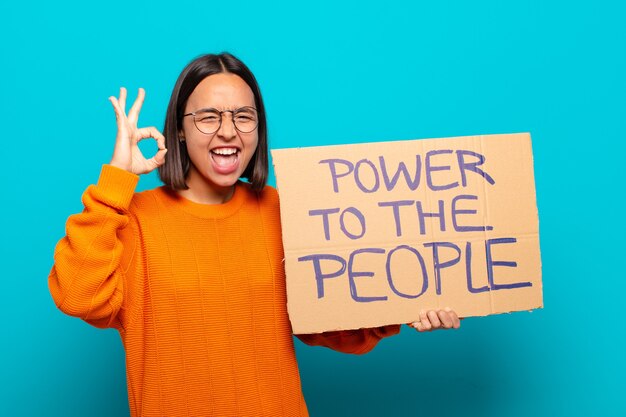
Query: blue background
[{"left": 1, "top": 0, "right": 624, "bottom": 416}]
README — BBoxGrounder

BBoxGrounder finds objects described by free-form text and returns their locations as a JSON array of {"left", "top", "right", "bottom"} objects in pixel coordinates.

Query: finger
[
  {"left": 135, "top": 127, "right": 165, "bottom": 144},
  {"left": 411, "top": 321, "right": 429, "bottom": 332},
  {"left": 118, "top": 87, "right": 127, "bottom": 113},
  {"left": 109, "top": 96, "right": 121, "bottom": 118},
  {"left": 445, "top": 307, "right": 461, "bottom": 329},
  {"left": 127, "top": 88, "right": 145, "bottom": 124},
  {"left": 437, "top": 309, "right": 454, "bottom": 329},
  {"left": 108, "top": 96, "right": 127, "bottom": 131},
  {"left": 153, "top": 129, "right": 166, "bottom": 150},
  {"left": 152, "top": 148, "right": 167, "bottom": 166},
  {"left": 427, "top": 310, "right": 441, "bottom": 329},
  {"left": 419, "top": 310, "right": 432, "bottom": 331}
]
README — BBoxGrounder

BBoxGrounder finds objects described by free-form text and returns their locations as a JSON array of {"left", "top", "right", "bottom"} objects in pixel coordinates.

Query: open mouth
[{"left": 210, "top": 147, "right": 240, "bottom": 173}]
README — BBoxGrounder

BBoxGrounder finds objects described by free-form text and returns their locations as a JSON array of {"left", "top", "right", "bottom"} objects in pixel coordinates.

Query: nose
[{"left": 216, "top": 111, "right": 237, "bottom": 140}]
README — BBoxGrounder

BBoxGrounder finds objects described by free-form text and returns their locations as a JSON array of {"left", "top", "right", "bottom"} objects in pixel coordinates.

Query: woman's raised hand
[{"left": 109, "top": 87, "right": 167, "bottom": 175}]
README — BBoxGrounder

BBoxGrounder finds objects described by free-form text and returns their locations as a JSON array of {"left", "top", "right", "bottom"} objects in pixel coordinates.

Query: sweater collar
[{"left": 158, "top": 181, "right": 249, "bottom": 219}]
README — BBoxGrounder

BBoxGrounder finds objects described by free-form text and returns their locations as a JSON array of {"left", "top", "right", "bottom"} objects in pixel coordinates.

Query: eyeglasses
[{"left": 183, "top": 106, "right": 259, "bottom": 134}]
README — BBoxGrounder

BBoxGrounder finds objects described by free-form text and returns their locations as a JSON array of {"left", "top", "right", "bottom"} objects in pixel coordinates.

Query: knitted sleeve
[
  {"left": 296, "top": 324, "right": 401, "bottom": 355},
  {"left": 48, "top": 165, "right": 139, "bottom": 330}
]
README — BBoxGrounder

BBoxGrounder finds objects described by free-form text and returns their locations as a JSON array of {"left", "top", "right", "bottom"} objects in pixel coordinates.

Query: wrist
[{"left": 109, "top": 158, "right": 132, "bottom": 173}]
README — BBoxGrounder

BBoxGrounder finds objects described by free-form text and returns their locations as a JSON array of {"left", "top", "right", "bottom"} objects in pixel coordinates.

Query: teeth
[{"left": 212, "top": 148, "right": 238, "bottom": 155}]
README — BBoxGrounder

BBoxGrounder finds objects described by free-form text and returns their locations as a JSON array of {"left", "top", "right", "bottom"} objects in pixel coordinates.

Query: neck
[{"left": 178, "top": 171, "right": 236, "bottom": 205}]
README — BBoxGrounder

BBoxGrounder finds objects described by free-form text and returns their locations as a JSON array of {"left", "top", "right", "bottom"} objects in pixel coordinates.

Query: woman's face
[{"left": 181, "top": 73, "right": 259, "bottom": 195}]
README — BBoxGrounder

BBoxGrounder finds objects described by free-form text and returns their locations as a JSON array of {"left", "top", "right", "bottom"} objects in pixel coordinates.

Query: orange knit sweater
[{"left": 49, "top": 165, "right": 399, "bottom": 417}]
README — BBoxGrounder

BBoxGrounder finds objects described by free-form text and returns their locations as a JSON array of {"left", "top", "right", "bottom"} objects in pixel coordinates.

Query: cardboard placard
[{"left": 272, "top": 133, "right": 542, "bottom": 334}]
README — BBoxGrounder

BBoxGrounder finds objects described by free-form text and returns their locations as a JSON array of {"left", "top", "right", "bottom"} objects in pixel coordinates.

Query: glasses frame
[{"left": 183, "top": 106, "right": 259, "bottom": 135}]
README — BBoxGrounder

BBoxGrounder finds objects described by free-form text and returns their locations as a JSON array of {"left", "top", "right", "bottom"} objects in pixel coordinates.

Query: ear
[{"left": 178, "top": 131, "right": 186, "bottom": 142}]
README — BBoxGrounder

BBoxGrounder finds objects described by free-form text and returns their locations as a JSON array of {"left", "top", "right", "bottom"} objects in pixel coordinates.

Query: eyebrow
[
  {"left": 193, "top": 106, "right": 256, "bottom": 114},
  {"left": 194, "top": 107, "right": 220, "bottom": 114}
]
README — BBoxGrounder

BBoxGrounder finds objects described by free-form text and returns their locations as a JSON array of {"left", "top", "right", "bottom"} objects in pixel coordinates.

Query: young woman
[{"left": 49, "top": 53, "right": 460, "bottom": 417}]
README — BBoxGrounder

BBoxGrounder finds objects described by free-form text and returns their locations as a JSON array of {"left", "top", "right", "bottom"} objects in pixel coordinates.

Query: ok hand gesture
[{"left": 109, "top": 87, "right": 167, "bottom": 175}]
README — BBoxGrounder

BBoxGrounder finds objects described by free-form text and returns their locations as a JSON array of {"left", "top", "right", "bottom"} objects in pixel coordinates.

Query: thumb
[{"left": 152, "top": 148, "right": 168, "bottom": 167}]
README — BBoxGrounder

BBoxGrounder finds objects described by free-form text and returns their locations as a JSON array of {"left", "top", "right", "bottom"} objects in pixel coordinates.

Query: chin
[{"left": 208, "top": 173, "right": 241, "bottom": 189}]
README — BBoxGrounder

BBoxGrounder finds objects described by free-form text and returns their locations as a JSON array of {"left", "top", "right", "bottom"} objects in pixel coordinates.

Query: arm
[
  {"left": 48, "top": 88, "right": 166, "bottom": 330},
  {"left": 296, "top": 308, "right": 462, "bottom": 354},
  {"left": 296, "top": 324, "right": 401, "bottom": 355},
  {"left": 48, "top": 166, "right": 139, "bottom": 329}
]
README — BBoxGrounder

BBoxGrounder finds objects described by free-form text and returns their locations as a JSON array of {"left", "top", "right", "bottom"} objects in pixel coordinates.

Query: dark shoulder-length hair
[{"left": 158, "top": 52, "right": 268, "bottom": 191}]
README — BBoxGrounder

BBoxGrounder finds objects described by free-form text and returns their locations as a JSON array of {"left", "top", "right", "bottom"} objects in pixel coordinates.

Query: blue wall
[{"left": 2, "top": 1, "right": 624, "bottom": 416}]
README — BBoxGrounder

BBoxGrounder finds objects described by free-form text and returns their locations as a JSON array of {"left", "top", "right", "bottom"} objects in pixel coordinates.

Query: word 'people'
[{"left": 298, "top": 238, "right": 532, "bottom": 303}]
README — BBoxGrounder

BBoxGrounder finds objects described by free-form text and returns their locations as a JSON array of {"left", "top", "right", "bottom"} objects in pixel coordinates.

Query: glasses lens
[
  {"left": 192, "top": 108, "right": 259, "bottom": 134},
  {"left": 233, "top": 108, "right": 258, "bottom": 133},
  {"left": 194, "top": 110, "right": 221, "bottom": 134}
]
